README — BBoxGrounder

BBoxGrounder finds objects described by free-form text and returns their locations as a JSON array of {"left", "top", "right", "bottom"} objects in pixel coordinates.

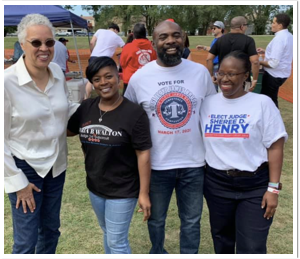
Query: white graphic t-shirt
[
  {"left": 125, "top": 59, "right": 216, "bottom": 170},
  {"left": 200, "top": 92, "right": 288, "bottom": 171}
]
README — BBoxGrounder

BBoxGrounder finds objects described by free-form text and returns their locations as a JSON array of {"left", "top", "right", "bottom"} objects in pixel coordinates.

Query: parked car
[
  {"left": 75, "top": 31, "right": 87, "bottom": 36},
  {"left": 88, "top": 32, "right": 94, "bottom": 36},
  {"left": 56, "top": 31, "right": 72, "bottom": 36}
]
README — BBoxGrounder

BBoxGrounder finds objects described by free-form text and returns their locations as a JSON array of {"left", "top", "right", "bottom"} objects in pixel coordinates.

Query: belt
[{"left": 208, "top": 162, "right": 268, "bottom": 177}]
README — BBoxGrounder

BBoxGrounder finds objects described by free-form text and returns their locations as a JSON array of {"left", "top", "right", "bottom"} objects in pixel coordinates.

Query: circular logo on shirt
[
  {"left": 138, "top": 52, "right": 151, "bottom": 66},
  {"left": 156, "top": 92, "right": 192, "bottom": 129}
]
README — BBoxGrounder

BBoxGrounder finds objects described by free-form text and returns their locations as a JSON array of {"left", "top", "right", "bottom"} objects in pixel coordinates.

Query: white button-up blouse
[{"left": 4, "top": 56, "right": 79, "bottom": 193}]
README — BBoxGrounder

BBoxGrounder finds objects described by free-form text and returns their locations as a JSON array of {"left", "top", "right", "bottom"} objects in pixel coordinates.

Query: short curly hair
[{"left": 17, "top": 14, "right": 55, "bottom": 44}]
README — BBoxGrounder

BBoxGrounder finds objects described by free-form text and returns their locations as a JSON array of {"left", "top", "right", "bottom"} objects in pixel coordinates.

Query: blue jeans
[
  {"left": 147, "top": 167, "right": 205, "bottom": 254},
  {"left": 89, "top": 191, "right": 137, "bottom": 254},
  {"left": 8, "top": 157, "right": 65, "bottom": 254},
  {"left": 204, "top": 164, "right": 272, "bottom": 254}
]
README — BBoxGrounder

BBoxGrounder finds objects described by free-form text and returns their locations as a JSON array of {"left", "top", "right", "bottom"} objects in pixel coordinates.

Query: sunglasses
[{"left": 26, "top": 39, "right": 55, "bottom": 48}]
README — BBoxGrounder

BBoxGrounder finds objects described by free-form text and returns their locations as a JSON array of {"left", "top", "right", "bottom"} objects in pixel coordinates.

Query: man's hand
[
  {"left": 256, "top": 48, "right": 265, "bottom": 54},
  {"left": 196, "top": 45, "right": 205, "bottom": 51}
]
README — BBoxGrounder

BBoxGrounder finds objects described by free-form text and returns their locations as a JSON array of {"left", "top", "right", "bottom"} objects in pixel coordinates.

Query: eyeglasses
[
  {"left": 26, "top": 39, "right": 55, "bottom": 48},
  {"left": 216, "top": 71, "right": 247, "bottom": 79}
]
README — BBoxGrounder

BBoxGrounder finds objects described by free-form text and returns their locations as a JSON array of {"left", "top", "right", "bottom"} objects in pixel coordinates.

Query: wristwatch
[{"left": 268, "top": 182, "right": 282, "bottom": 190}]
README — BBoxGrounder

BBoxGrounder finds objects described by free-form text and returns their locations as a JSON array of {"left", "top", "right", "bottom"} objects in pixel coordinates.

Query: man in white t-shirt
[
  {"left": 85, "top": 23, "right": 125, "bottom": 98},
  {"left": 125, "top": 20, "right": 216, "bottom": 254},
  {"left": 257, "top": 13, "right": 293, "bottom": 108}
]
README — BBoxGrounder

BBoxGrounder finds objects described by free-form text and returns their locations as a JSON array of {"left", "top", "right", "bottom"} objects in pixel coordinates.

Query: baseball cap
[
  {"left": 213, "top": 21, "right": 225, "bottom": 29},
  {"left": 58, "top": 38, "right": 69, "bottom": 42}
]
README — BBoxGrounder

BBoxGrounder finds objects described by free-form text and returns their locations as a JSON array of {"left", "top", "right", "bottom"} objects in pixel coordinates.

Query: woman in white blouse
[{"left": 4, "top": 14, "right": 78, "bottom": 254}]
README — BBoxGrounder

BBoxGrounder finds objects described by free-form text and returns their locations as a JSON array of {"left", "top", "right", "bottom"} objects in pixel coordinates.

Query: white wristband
[{"left": 267, "top": 187, "right": 280, "bottom": 194}]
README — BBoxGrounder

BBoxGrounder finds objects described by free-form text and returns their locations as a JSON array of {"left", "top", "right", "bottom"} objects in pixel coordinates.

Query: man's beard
[{"left": 157, "top": 46, "right": 183, "bottom": 66}]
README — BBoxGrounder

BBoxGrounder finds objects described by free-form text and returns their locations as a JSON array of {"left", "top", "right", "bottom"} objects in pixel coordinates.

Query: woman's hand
[
  {"left": 138, "top": 193, "right": 151, "bottom": 221},
  {"left": 261, "top": 191, "right": 278, "bottom": 220},
  {"left": 16, "top": 183, "right": 41, "bottom": 213}
]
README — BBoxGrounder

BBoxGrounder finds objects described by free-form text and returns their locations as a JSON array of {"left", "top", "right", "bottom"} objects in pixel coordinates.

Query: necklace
[{"left": 99, "top": 95, "right": 121, "bottom": 123}]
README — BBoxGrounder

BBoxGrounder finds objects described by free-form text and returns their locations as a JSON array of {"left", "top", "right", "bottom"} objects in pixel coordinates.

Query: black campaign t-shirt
[
  {"left": 210, "top": 33, "right": 257, "bottom": 64},
  {"left": 67, "top": 97, "right": 152, "bottom": 199}
]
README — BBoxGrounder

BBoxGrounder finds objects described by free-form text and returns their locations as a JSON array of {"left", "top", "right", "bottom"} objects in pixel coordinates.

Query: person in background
[
  {"left": 52, "top": 39, "right": 69, "bottom": 75},
  {"left": 257, "top": 13, "right": 293, "bottom": 108},
  {"left": 165, "top": 19, "right": 192, "bottom": 61},
  {"left": 182, "top": 32, "right": 192, "bottom": 60},
  {"left": 58, "top": 37, "right": 76, "bottom": 80},
  {"left": 206, "top": 16, "right": 259, "bottom": 92},
  {"left": 120, "top": 23, "right": 157, "bottom": 95},
  {"left": 4, "top": 13, "right": 78, "bottom": 254},
  {"left": 126, "top": 32, "right": 134, "bottom": 44},
  {"left": 125, "top": 20, "right": 216, "bottom": 254},
  {"left": 200, "top": 50, "right": 287, "bottom": 254},
  {"left": 12, "top": 41, "right": 24, "bottom": 64},
  {"left": 67, "top": 56, "right": 152, "bottom": 254},
  {"left": 85, "top": 23, "right": 125, "bottom": 99},
  {"left": 197, "top": 21, "right": 225, "bottom": 91}
]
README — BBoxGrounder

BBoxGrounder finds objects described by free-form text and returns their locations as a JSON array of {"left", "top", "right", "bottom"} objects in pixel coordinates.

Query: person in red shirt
[{"left": 120, "top": 23, "right": 157, "bottom": 95}]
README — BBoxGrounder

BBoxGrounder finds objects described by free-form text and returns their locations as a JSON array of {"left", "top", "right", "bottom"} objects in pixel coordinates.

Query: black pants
[
  {"left": 204, "top": 164, "right": 273, "bottom": 254},
  {"left": 261, "top": 71, "right": 287, "bottom": 108}
]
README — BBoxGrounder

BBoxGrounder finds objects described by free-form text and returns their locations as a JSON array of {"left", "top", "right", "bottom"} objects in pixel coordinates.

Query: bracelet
[
  {"left": 267, "top": 187, "right": 280, "bottom": 194},
  {"left": 268, "top": 182, "right": 282, "bottom": 190}
]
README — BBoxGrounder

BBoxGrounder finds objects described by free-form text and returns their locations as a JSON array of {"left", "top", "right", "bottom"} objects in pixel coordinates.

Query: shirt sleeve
[
  {"left": 4, "top": 89, "right": 29, "bottom": 193},
  {"left": 67, "top": 104, "right": 81, "bottom": 134},
  {"left": 261, "top": 97, "right": 288, "bottom": 148},
  {"left": 117, "top": 35, "right": 125, "bottom": 47},
  {"left": 124, "top": 77, "right": 139, "bottom": 104},
  {"left": 131, "top": 111, "right": 152, "bottom": 151},
  {"left": 247, "top": 37, "right": 258, "bottom": 57}
]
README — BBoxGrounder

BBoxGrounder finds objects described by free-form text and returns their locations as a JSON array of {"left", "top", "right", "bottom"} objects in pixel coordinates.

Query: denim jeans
[
  {"left": 89, "top": 191, "right": 137, "bottom": 254},
  {"left": 147, "top": 167, "right": 205, "bottom": 254},
  {"left": 8, "top": 157, "right": 65, "bottom": 254},
  {"left": 204, "top": 164, "right": 272, "bottom": 254}
]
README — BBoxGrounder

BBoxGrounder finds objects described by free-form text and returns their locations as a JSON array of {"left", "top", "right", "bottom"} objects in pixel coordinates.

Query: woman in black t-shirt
[{"left": 67, "top": 57, "right": 152, "bottom": 254}]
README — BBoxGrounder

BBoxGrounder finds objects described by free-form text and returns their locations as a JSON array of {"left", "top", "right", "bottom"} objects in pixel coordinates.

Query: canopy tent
[
  {"left": 4, "top": 5, "right": 88, "bottom": 29},
  {"left": 4, "top": 5, "right": 89, "bottom": 77}
]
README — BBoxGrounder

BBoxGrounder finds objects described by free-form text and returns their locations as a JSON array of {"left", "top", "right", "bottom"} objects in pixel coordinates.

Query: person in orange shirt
[{"left": 120, "top": 23, "right": 157, "bottom": 95}]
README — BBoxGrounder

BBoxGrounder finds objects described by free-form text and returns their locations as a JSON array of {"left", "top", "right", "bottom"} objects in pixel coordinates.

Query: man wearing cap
[
  {"left": 197, "top": 21, "right": 225, "bottom": 92},
  {"left": 58, "top": 38, "right": 76, "bottom": 79},
  {"left": 59, "top": 38, "right": 76, "bottom": 64},
  {"left": 206, "top": 16, "right": 259, "bottom": 92},
  {"left": 52, "top": 40, "right": 69, "bottom": 75}
]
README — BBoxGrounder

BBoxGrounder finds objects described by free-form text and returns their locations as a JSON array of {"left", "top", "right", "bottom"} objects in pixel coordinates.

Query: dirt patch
[{"left": 4, "top": 48, "right": 293, "bottom": 103}]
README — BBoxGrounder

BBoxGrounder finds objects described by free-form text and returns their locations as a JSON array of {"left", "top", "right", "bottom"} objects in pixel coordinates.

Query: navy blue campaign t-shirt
[{"left": 67, "top": 97, "right": 152, "bottom": 199}]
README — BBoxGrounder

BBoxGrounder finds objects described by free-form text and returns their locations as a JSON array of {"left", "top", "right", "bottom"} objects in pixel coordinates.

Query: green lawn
[
  {"left": 4, "top": 97, "right": 293, "bottom": 254},
  {"left": 4, "top": 35, "right": 274, "bottom": 50}
]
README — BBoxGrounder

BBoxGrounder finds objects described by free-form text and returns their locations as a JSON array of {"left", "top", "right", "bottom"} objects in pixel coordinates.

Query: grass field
[
  {"left": 4, "top": 35, "right": 274, "bottom": 50},
  {"left": 4, "top": 33, "right": 293, "bottom": 254},
  {"left": 4, "top": 96, "right": 293, "bottom": 254}
]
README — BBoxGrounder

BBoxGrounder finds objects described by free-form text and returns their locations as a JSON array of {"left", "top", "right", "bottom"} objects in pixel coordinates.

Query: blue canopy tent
[{"left": 4, "top": 5, "right": 89, "bottom": 76}]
